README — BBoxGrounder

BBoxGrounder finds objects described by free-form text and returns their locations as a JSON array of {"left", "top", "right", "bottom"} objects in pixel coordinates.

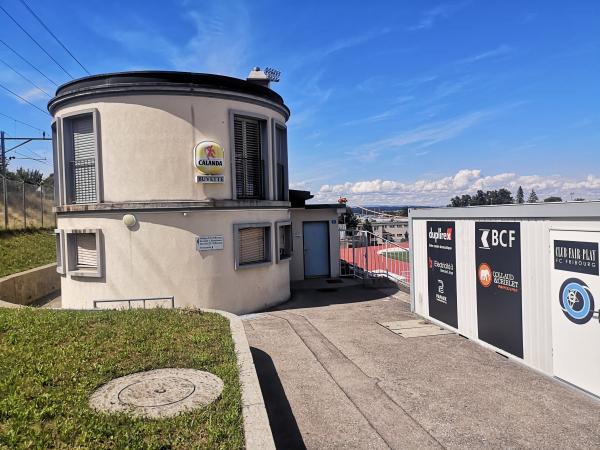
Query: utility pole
[{"left": 1, "top": 131, "right": 7, "bottom": 228}]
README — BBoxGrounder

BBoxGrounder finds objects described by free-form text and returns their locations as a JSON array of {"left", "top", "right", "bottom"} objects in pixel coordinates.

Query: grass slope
[
  {"left": 0, "top": 309, "right": 243, "bottom": 449},
  {"left": 0, "top": 229, "right": 56, "bottom": 278}
]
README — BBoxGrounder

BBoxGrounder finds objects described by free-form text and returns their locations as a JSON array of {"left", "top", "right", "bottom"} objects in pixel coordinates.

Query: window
[
  {"left": 63, "top": 112, "right": 99, "bottom": 204},
  {"left": 276, "top": 221, "right": 292, "bottom": 261},
  {"left": 66, "top": 229, "right": 102, "bottom": 277},
  {"left": 274, "top": 124, "right": 288, "bottom": 201},
  {"left": 55, "top": 229, "right": 64, "bottom": 274},
  {"left": 233, "top": 116, "right": 266, "bottom": 200},
  {"left": 234, "top": 223, "right": 272, "bottom": 269}
]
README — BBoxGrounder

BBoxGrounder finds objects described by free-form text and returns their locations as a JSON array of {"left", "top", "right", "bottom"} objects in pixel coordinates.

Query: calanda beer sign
[{"left": 194, "top": 141, "right": 224, "bottom": 183}]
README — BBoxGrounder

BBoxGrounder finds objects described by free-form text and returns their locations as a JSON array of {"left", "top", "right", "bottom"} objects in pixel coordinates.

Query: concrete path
[{"left": 244, "top": 285, "right": 600, "bottom": 449}]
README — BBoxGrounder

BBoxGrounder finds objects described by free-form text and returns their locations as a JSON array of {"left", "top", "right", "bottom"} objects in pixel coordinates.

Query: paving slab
[{"left": 244, "top": 285, "right": 600, "bottom": 450}]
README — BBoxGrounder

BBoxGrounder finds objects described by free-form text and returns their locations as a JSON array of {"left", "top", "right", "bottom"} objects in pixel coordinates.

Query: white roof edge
[{"left": 409, "top": 200, "right": 600, "bottom": 219}]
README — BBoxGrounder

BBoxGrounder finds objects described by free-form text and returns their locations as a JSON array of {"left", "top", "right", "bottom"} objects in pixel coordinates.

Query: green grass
[
  {"left": 0, "top": 229, "right": 56, "bottom": 278},
  {"left": 0, "top": 309, "right": 243, "bottom": 449},
  {"left": 383, "top": 250, "right": 409, "bottom": 262}
]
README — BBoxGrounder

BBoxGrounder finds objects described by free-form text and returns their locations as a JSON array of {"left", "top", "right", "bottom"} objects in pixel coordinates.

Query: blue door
[{"left": 303, "top": 221, "right": 330, "bottom": 278}]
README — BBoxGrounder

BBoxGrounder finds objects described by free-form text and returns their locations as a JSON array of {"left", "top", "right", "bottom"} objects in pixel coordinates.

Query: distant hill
[{"left": 351, "top": 205, "right": 436, "bottom": 214}]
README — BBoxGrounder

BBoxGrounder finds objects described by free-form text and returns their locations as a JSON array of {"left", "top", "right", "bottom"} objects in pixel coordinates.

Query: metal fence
[
  {"left": 0, "top": 174, "right": 55, "bottom": 230},
  {"left": 340, "top": 229, "right": 411, "bottom": 286}
]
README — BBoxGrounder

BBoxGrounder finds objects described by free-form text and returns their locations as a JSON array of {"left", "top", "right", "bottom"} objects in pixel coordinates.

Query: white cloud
[
  {"left": 312, "top": 169, "right": 600, "bottom": 205},
  {"left": 102, "top": 1, "right": 251, "bottom": 76},
  {"left": 18, "top": 87, "right": 50, "bottom": 102},
  {"left": 455, "top": 45, "right": 513, "bottom": 65},
  {"left": 351, "top": 109, "right": 493, "bottom": 161},
  {"left": 408, "top": 2, "right": 470, "bottom": 31}
]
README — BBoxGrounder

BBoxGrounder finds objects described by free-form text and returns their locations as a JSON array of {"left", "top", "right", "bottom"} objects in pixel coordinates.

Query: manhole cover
[{"left": 90, "top": 368, "right": 223, "bottom": 418}]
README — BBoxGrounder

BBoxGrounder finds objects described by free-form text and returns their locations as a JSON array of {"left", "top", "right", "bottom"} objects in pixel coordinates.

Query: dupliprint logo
[
  {"left": 478, "top": 263, "right": 492, "bottom": 288},
  {"left": 559, "top": 278, "right": 596, "bottom": 325},
  {"left": 428, "top": 226, "right": 453, "bottom": 243}
]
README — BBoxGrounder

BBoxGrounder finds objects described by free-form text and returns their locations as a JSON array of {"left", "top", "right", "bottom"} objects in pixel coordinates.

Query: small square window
[
  {"left": 276, "top": 221, "right": 292, "bottom": 262},
  {"left": 66, "top": 229, "right": 102, "bottom": 278},
  {"left": 234, "top": 223, "right": 272, "bottom": 269}
]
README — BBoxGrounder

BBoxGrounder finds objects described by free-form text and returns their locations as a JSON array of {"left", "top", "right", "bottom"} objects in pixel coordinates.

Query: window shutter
[
  {"left": 234, "top": 117, "right": 263, "bottom": 199},
  {"left": 239, "top": 227, "right": 266, "bottom": 264},
  {"left": 71, "top": 115, "right": 97, "bottom": 203},
  {"left": 275, "top": 126, "right": 287, "bottom": 201},
  {"left": 76, "top": 233, "right": 97, "bottom": 269}
]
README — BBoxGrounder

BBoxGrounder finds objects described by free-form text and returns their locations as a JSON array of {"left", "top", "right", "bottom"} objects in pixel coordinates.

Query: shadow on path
[
  {"left": 270, "top": 282, "right": 399, "bottom": 312},
  {"left": 250, "top": 347, "right": 306, "bottom": 450}
]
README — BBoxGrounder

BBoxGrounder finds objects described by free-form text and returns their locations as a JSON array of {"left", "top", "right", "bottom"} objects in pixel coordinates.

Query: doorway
[{"left": 303, "top": 221, "right": 330, "bottom": 278}]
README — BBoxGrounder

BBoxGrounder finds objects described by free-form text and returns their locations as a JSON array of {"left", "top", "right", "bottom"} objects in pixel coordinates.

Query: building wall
[
  {"left": 54, "top": 94, "right": 287, "bottom": 203},
  {"left": 57, "top": 208, "right": 290, "bottom": 314},
  {"left": 290, "top": 208, "right": 341, "bottom": 281},
  {"left": 52, "top": 85, "right": 292, "bottom": 314},
  {"left": 411, "top": 206, "right": 600, "bottom": 383}
]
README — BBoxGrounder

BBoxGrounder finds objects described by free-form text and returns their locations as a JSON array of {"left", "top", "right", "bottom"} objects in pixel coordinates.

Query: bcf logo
[{"left": 479, "top": 228, "right": 516, "bottom": 250}]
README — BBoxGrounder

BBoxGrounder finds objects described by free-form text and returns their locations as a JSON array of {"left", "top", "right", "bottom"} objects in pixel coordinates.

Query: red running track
[{"left": 340, "top": 242, "right": 411, "bottom": 283}]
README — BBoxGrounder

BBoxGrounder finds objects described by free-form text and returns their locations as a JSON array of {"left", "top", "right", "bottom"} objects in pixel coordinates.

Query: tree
[
  {"left": 544, "top": 196, "right": 563, "bottom": 203},
  {"left": 15, "top": 167, "right": 43, "bottom": 185},
  {"left": 361, "top": 218, "right": 373, "bottom": 233},
  {"left": 340, "top": 206, "right": 359, "bottom": 230},
  {"left": 527, "top": 189, "right": 539, "bottom": 203},
  {"left": 516, "top": 186, "right": 524, "bottom": 204},
  {"left": 473, "top": 190, "right": 488, "bottom": 205},
  {"left": 42, "top": 173, "right": 54, "bottom": 189},
  {"left": 449, "top": 189, "right": 513, "bottom": 206}
]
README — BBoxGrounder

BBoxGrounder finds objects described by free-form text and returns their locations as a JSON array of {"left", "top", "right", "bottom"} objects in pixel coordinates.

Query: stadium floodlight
[{"left": 264, "top": 67, "right": 281, "bottom": 82}]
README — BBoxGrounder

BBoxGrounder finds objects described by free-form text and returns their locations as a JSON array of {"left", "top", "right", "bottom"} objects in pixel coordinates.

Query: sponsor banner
[
  {"left": 427, "top": 221, "right": 458, "bottom": 328},
  {"left": 554, "top": 240, "right": 598, "bottom": 275},
  {"left": 550, "top": 230, "right": 600, "bottom": 397},
  {"left": 475, "top": 222, "right": 523, "bottom": 358}
]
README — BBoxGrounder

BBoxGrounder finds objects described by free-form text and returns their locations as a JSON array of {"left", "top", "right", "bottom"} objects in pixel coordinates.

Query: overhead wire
[
  {"left": 0, "top": 81, "right": 49, "bottom": 115},
  {"left": 0, "top": 38, "right": 58, "bottom": 86},
  {"left": 18, "top": 0, "right": 90, "bottom": 75},
  {"left": 0, "top": 56, "right": 51, "bottom": 97},
  {"left": 0, "top": 111, "right": 45, "bottom": 132},
  {"left": 0, "top": 4, "right": 73, "bottom": 78}
]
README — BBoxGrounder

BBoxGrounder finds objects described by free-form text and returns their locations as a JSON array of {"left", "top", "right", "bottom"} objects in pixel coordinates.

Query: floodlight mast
[{"left": 264, "top": 67, "right": 281, "bottom": 82}]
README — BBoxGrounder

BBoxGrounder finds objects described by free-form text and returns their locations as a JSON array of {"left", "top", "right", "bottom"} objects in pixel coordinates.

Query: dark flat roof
[{"left": 49, "top": 70, "right": 288, "bottom": 114}]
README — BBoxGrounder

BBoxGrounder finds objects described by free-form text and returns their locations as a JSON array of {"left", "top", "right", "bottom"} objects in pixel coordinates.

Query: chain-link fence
[{"left": 0, "top": 174, "right": 55, "bottom": 230}]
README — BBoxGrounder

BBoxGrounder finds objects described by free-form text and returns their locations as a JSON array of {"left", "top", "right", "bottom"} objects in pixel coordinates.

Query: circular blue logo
[{"left": 559, "top": 278, "right": 595, "bottom": 325}]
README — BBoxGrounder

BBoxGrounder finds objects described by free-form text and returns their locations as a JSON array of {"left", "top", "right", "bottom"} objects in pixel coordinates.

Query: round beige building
[{"left": 49, "top": 70, "right": 293, "bottom": 313}]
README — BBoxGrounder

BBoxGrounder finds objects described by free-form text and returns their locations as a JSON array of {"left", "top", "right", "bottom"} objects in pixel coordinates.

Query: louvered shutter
[
  {"left": 275, "top": 126, "right": 287, "bottom": 201},
  {"left": 239, "top": 227, "right": 266, "bottom": 264},
  {"left": 234, "top": 117, "right": 263, "bottom": 199},
  {"left": 76, "top": 233, "right": 97, "bottom": 269},
  {"left": 71, "top": 115, "right": 97, "bottom": 203}
]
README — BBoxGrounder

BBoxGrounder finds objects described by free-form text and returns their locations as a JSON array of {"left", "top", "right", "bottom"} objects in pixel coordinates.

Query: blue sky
[{"left": 0, "top": 0, "right": 599, "bottom": 205}]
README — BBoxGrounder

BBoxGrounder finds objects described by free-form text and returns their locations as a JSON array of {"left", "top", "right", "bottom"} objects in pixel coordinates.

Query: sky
[{"left": 0, "top": 0, "right": 599, "bottom": 206}]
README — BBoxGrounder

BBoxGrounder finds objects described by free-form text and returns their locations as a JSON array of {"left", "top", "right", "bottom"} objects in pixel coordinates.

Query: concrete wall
[
  {"left": 289, "top": 208, "right": 341, "bottom": 281},
  {"left": 411, "top": 209, "right": 600, "bottom": 378},
  {"left": 57, "top": 209, "right": 290, "bottom": 314},
  {"left": 54, "top": 94, "right": 287, "bottom": 203},
  {"left": 0, "top": 263, "right": 60, "bottom": 305}
]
